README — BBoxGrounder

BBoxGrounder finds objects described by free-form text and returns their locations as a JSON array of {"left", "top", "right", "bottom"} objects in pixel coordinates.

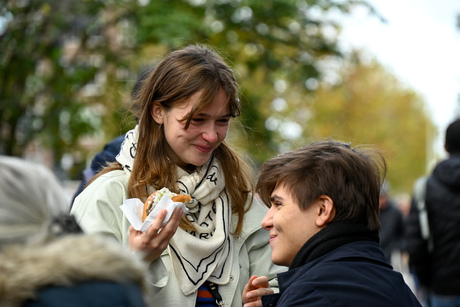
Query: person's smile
[
  {"left": 194, "top": 143, "right": 214, "bottom": 153},
  {"left": 269, "top": 233, "right": 277, "bottom": 245}
]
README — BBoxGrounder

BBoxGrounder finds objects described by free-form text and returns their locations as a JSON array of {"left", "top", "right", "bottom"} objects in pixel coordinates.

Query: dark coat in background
[
  {"left": 379, "top": 200, "right": 404, "bottom": 262},
  {"left": 404, "top": 155, "right": 460, "bottom": 295}
]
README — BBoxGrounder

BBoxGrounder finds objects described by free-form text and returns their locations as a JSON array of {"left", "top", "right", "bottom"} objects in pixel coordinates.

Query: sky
[{"left": 338, "top": 0, "right": 460, "bottom": 159}]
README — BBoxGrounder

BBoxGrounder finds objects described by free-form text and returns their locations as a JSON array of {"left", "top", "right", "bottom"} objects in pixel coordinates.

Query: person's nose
[
  {"left": 261, "top": 207, "right": 274, "bottom": 230},
  {"left": 201, "top": 123, "right": 218, "bottom": 143}
]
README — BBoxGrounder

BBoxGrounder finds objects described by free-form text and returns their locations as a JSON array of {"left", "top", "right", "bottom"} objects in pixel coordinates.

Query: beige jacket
[{"left": 71, "top": 170, "right": 285, "bottom": 306}]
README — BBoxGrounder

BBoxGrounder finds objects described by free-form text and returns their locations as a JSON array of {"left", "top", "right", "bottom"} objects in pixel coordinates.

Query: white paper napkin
[{"left": 120, "top": 195, "right": 189, "bottom": 233}]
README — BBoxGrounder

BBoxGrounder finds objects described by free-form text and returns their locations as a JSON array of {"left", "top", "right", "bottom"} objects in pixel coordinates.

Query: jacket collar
[{"left": 290, "top": 221, "right": 379, "bottom": 270}]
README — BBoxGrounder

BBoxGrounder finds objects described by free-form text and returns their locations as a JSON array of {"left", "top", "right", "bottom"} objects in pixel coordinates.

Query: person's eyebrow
[
  {"left": 195, "top": 112, "right": 232, "bottom": 118},
  {"left": 270, "top": 194, "right": 284, "bottom": 203}
]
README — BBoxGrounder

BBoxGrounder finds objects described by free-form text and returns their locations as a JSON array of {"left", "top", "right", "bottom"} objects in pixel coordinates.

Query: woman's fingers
[
  {"left": 144, "top": 209, "right": 168, "bottom": 239},
  {"left": 158, "top": 208, "right": 183, "bottom": 240},
  {"left": 129, "top": 208, "right": 183, "bottom": 263}
]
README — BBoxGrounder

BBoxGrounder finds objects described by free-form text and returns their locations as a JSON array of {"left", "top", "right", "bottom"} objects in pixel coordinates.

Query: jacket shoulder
[
  {"left": 72, "top": 170, "right": 129, "bottom": 211},
  {"left": 239, "top": 197, "right": 268, "bottom": 237},
  {"left": 1, "top": 235, "right": 147, "bottom": 306},
  {"left": 70, "top": 170, "right": 130, "bottom": 238}
]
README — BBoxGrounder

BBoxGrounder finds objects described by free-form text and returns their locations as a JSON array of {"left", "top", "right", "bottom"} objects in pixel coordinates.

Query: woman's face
[{"left": 153, "top": 88, "right": 231, "bottom": 168}]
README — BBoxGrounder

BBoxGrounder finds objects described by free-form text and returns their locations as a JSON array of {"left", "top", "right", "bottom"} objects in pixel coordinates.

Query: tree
[
  {"left": 127, "top": 0, "right": 378, "bottom": 164},
  {"left": 0, "top": 0, "right": 138, "bottom": 165},
  {"left": 1, "top": 0, "right": 377, "bottom": 176},
  {"left": 266, "top": 52, "right": 434, "bottom": 193}
]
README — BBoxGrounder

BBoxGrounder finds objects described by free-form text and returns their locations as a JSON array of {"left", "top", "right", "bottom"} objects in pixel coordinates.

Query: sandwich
[{"left": 142, "top": 187, "right": 191, "bottom": 222}]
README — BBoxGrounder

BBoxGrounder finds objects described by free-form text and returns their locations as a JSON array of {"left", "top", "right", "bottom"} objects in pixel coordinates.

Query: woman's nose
[{"left": 201, "top": 124, "right": 218, "bottom": 143}]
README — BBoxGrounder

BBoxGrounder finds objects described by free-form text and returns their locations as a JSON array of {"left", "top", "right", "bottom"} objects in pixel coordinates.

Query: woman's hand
[
  {"left": 129, "top": 208, "right": 183, "bottom": 263},
  {"left": 242, "top": 275, "right": 274, "bottom": 307}
]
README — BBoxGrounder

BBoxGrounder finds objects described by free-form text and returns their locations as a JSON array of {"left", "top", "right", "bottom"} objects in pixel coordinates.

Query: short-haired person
[
  {"left": 242, "top": 140, "right": 421, "bottom": 307},
  {"left": 0, "top": 156, "right": 148, "bottom": 307},
  {"left": 404, "top": 118, "right": 460, "bottom": 306}
]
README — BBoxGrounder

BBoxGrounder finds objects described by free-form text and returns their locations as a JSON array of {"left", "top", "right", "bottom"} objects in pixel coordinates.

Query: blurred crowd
[{"left": 379, "top": 118, "right": 460, "bottom": 307}]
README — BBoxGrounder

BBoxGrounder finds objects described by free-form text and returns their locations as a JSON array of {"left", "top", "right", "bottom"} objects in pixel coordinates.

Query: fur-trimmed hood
[{"left": 0, "top": 234, "right": 148, "bottom": 307}]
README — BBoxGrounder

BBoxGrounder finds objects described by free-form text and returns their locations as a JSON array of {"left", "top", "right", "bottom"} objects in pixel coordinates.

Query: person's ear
[
  {"left": 316, "top": 195, "right": 335, "bottom": 227},
  {"left": 151, "top": 102, "right": 164, "bottom": 124}
]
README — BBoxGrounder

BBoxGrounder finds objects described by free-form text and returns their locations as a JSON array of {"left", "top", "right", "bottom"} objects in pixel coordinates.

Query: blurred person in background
[
  {"left": 395, "top": 193, "right": 412, "bottom": 218},
  {"left": 71, "top": 134, "right": 125, "bottom": 206},
  {"left": 404, "top": 118, "right": 460, "bottom": 307},
  {"left": 394, "top": 192, "right": 417, "bottom": 293},
  {"left": 242, "top": 140, "right": 421, "bottom": 307},
  {"left": 379, "top": 181, "right": 405, "bottom": 266},
  {"left": 0, "top": 156, "right": 148, "bottom": 307}
]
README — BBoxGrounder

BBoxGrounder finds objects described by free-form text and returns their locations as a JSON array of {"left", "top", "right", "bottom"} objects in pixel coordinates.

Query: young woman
[{"left": 71, "top": 44, "right": 283, "bottom": 306}]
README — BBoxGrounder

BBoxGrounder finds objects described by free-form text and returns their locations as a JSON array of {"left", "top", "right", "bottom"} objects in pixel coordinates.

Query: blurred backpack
[
  {"left": 411, "top": 176, "right": 434, "bottom": 287},
  {"left": 413, "top": 176, "right": 433, "bottom": 253}
]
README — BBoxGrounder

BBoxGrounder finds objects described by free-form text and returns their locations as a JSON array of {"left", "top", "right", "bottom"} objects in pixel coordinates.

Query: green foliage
[
  {"left": 307, "top": 54, "right": 435, "bottom": 193},
  {"left": 0, "top": 0, "right": 135, "bottom": 161},
  {"left": 124, "top": 0, "right": 373, "bottom": 164},
  {"left": 0, "top": 0, "right": 433, "bottom": 191}
]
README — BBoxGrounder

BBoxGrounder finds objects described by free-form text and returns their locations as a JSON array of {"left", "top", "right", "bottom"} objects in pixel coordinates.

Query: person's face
[
  {"left": 261, "top": 184, "right": 322, "bottom": 267},
  {"left": 153, "top": 88, "right": 231, "bottom": 168},
  {"left": 379, "top": 193, "right": 388, "bottom": 209}
]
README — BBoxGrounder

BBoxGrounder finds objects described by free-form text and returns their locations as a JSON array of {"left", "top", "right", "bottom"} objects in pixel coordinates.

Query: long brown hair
[{"left": 94, "top": 44, "right": 253, "bottom": 235}]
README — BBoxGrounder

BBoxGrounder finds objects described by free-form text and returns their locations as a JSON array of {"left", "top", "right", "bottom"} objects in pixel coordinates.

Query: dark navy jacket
[
  {"left": 262, "top": 240, "right": 421, "bottom": 306},
  {"left": 25, "top": 281, "right": 146, "bottom": 307},
  {"left": 404, "top": 155, "right": 460, "bottom": 294}
]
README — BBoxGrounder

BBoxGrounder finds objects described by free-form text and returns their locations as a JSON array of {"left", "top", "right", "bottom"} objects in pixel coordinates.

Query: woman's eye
[
  {"left": 191, "top": 118, "right": 205, "bottom": 123},
  {"left": 217, "top": 118, "right": 230, "bottom": 125}
]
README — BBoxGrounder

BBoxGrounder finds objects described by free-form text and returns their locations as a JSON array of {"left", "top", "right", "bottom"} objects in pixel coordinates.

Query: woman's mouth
[{"left": 194, "top": 144, "right": 213, "bottom": 153}]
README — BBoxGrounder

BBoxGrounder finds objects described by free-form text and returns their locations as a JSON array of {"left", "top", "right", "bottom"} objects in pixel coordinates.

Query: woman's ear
[
  {"left": 151, "top": 102, "right": 164, "bottom": 124},
  {"left": 315, "top": 195, "right": 335, "bottom": 227}
]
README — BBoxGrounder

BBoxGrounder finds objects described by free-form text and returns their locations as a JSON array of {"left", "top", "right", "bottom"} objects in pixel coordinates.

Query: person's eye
[
  {"left": 272, "top": 201, "right": 283, "bottom": 208},
  {"left": 191, "top": 117, "right": 205, "bottom": 123},
  {"left": 217, "top": 118, "right": 230, "bottom": 125}
]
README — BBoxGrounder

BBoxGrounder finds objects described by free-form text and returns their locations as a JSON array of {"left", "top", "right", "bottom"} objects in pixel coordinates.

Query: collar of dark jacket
[{"left": 289, "top": 220, "right": 379, "bottom": 270}]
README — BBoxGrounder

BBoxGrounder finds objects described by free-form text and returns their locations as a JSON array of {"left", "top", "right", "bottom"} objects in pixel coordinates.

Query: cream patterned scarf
[{"left": 116, "top": 125, "right": 233, "bottom": 295}]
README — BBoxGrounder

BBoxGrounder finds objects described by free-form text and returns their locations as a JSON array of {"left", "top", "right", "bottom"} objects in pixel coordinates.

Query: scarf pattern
[
  {"left": 116, "top": 126, "right": 233, "bottom": 295},
  {"left": 116, "top": 127, "right": 138, "bottom": 173}
]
